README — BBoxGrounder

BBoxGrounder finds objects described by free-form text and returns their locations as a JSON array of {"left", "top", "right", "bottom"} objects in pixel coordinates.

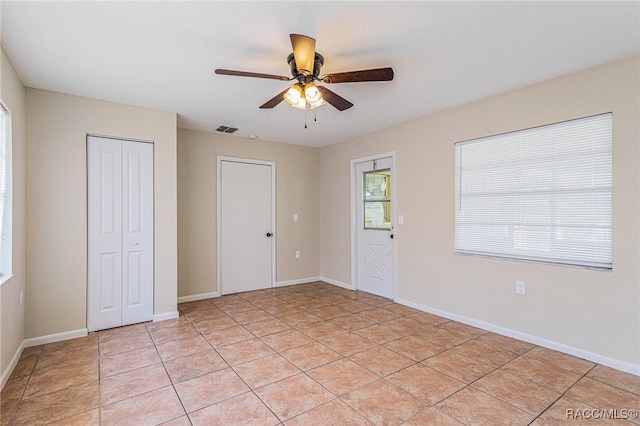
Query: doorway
[
  {"left": 87, "top": 135, "right": 154, "bottom": 332},
  {"left": 351, "top": 153, "right": 396, "bottom": 299},
  {"left": 217, "top": 157, "right": 276, "bottom": 295}
]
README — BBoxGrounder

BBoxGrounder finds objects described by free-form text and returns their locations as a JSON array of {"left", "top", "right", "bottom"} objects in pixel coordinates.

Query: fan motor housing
[{"left": 287, "top": 52, "right": 324, "bottom": 82}]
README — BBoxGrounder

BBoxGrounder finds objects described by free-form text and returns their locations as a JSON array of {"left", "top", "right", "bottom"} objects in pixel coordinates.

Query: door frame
[
  {"left": 350, "top": 151, "right": 397, "bottom": 298},
  {"left": 216, "top": 156, "right": 276, "bottom": 294}
]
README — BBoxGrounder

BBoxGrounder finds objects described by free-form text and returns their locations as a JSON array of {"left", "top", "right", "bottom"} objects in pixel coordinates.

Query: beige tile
[
  {"left": 279, "top": 311, "right": 323, "bottom": 327},
  {"left": 308, "top": 358, "right": 378, "bottom": 396},
  {"left": 299, "top": 321, "right": 347, "bottom": 340},
  {"left": 349, "top": 346, "right": 415, "bottom": 377},
  {"left": 336, "top": 300, "right": 375, "bottom": 314},
  {"left": 243, "top": 317, "right": 291, "bottom": 337},
  {"left": 383, "top": 316, "right": 432, "bottom": 334},
  {"left": 46, "top": 408, "right": 99, "bottom": 425},
  {"left": 319, "top": 332, "right": 377, "bottom": 356},
  {"left": 354, "top": 323, "right": 405, "bottom": 344},
  {"left": 475, "top": 332, "right": 536, "bottom": 355},
  {"left": 329, "top": 314, "right": 375, "bottom": 331},
  {"left": 341, "top": 379, "right": 426, "bottom": 425},
  {"left": 35, "top": 344, "right": 98, "bottom": 370},
  {"left": 415, "top": 326, "right": 472, "bottom": 348},
  {"left": 163, "top": 349, "right": 228, "bottom": 383},
  {"left": 191, "top": 315, "right": 238, "bottom": 334},
  {"left": 473, "top": 370, "right": 561, "bottom": 415},
  {"left": 100, "top": 386, "right": 185, "bottom": 425},
  {"left": 437, "top": 387, "right": 534, "bottom": 426},
  {"left": 189, "top": 391, "right": 279, "bottom": 426},
  {"left": 98, "top": 333, "right": 154, "bottom": 356},
  {"left": 227, "top": 308, "right": 274, "bottom": 325},
  {"left": 12, "top": 381, "right": 99, "bottom": 426},
  {"left": 216, "top": 338, "right": 275, "bottom": 366},
  {"left": 233, "top": 353, "right": 301, "bottom": 389},
  {"left": 587, "top": 365, "right": 640, "bottom": 396},
  {"left": 383, "top": 335, "right": 442, "bottom": 361},
  {"left": 254, "top": 373, "right": 334, "bottom": 421},
  {"left": 145, "top": 316, "right": 192, "bottom": 332},
  {"left": 566, "top": 377, "right": 640, "bottom": 414},
  {"left": 159, "top": 416, "right": 193, "bottom": 426},
  {"left": 381, "top": 303, "right": 420, "bottom": 316},
  {"left": 263, "top": 303, "right": 304, "bottom": 317},
  {"left": 356, "top": 307, "right": 400, "bottom": 323},
  {"left": 260, "top": 329, "right": 314, "bottom": 352},
  {"left": 149, "top": 322, "right": 199, "bottom": 344},
  {"left": 285, "top": 399, "right": 372, "bottom": 426},
  {"left": 8, "top": 353, "right": 38, "bottom": 380},
  {"left": 436, "top": 321, "right": 488, "bottom": 339},
  {"left": 308, "top": 305, "right": 351, "bottom": 320},
  {"left": 501, "top": 356, "right": 582, "bottom": 393},
  {"left": 387, "top": 364, "right": 466, "bottom": 405},
  {"left": 202, "top": 325, "right": 255, "bottom": 348},
  {"left": 100, "top": 363, "right": 171, "bottom": 405},
  {"left": 407, "top": 311, "right": 450, "bottom": 327},
  {"left": 182, "top": 306, "right": 226, "bottom": 323},
  {"left": 280, "top": 341, "right": 343, "bottom": 371},
  {"left": 404, "top": 407, "right": 464, "bottom": 425},
  {"left": 24, "top": 358, "right": 98, "bottom": 399},
  {"left": 174, "top": 368, "right": 249, "bottom": 413},
  {"left": 156, "top": 334, "right": 213, "bottom": 361},
  {"left": 218, "top": 301, "right": 257, "bottom": 314},
  {"left": 523, "top": 346, "right": 596, "bottom": 374},
  {"left": 99, "top": 345, "right": 161, "bottom": 378},
  {"left": 98, "top": 323, "right": 148, "bottom": 342},
  {"left": 537, "top": 395, "right": 632, "bottom": 426},
  {"left": 422, "top": 350, "right": 495, "bottom": 383},
  {"left": 178, "top": 299, "right": 215, "bottom": 313},
  {"left": 43, "top": 333, "right": 99, "bottom": 353},
  {"left": 359, "top": 295, "right": 394, "bottom": 308},
  {"left": 452, "top": 339, "right": 520, "bottom": 367}
]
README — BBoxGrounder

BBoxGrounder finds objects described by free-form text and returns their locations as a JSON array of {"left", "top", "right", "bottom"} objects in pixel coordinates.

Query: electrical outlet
[
  {"left": 19, "top": 289, "right": 24, "bottom": 307},
  {"left": 295, "top": 250, "right": 300, "bottom": 259},
  {"left": 515, "top": 280, "right": 526, "bottom": 295},
  {"left": 293, "top": 213, "right": 299, "bottom": 222}
]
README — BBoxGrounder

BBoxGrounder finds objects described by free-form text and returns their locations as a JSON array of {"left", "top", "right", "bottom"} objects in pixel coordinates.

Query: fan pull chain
[{"left": 304, "top": 106, "right": 308, "bottom": 129}]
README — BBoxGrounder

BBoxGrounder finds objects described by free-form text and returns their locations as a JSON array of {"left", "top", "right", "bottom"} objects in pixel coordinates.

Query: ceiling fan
[{"left": 215, "top": 34, "right": 394, "bottom": 112}]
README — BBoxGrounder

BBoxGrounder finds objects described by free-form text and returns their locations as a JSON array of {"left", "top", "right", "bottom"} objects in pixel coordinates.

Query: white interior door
[
  {"left": 88, "top": 136, "right": 154, "bottom": 332},
  {"left": 356, "top": 156, "right": 395, "bottom": 299},
  {"left": 219, "top": 159, "right": 274, "bottom": 295}
]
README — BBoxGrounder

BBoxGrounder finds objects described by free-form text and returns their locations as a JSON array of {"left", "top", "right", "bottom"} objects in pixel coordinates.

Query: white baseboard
[
  {"left": 1, "top": 340, "right": 25, "bottom": 391},
  {"left": 319, "top": 276, "right": 354, "bottom": 290},
  {"left": 153, "top": 311, "right": 179, "bottom": 322},
  {"left": 274, "top": 277, "right": 322, "bottom": 287},
  {"left": 23, "top": 328, "right": 88, "bottom": 348},
  {"left": 177, "top": 292, "right": 219, "bottom": 303},
  {"left": 395, "top": 297, "right": 640, "bottom": 377}
]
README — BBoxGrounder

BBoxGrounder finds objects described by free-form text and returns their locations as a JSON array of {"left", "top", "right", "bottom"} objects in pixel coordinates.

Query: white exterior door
[
  {"left": 219, "top": 158, "right": 274, "bottom": 295},
  {"left": 356, "top": 156, "right": 395, "bottom": 299},
  {"left": 88, "top": 136, "right": 154, "bottom": 332}
]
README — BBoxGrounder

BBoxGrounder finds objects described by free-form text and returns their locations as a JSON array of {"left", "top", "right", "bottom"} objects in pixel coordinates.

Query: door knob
[
  {"left": 390, "top": 234, "right": 394, "bottom": 239},
  {"left": 133, "top": 241, "right": 139, "bottom": 246},
  {"left": 266, "top": 232, "right": 273, "bottom": 237}
]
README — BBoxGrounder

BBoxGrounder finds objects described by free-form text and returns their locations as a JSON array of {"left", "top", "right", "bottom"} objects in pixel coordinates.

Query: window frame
[
  {"left": 454, "top": 113, "right": 613, "bottom": 270},
  {"left": 0, "top": 100, "right": 13, "bottom": 284}
]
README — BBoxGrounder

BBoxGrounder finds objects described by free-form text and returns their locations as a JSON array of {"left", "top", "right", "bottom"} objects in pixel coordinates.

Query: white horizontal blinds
[
  {"left": 0, "top": 103, "right": 10, "bottom": 277},
  {"left": 455, "top": 113, "right": 612, "bottom": 269}
]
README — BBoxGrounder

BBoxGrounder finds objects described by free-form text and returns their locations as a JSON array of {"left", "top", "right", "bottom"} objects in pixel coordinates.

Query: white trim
[
  {"left": 217, "top": 156, "right": 277, "bottom": 295},
  {"left": 23, "top": 328, "right": 88, "bottom": 348},
  {"left": 320, "top": 276, "right": 354, "bottom": 290},
  {"left": 275, "top": 277, "right": 322, "bottom": 287},
  {"left": 177, "top": 292, "right": 220, "bottom": 303},
  {"left": 350, "top": 152, "right": 397, "bottom": 296},
  {"left": 1, "top": 340, "right": 24, "bottom": 391},
  {"left": 153, "top": 311, "right": 179, "bottom": 322},
  {"left": 395, "top": 297, "right": 640, "bottom": 377}
]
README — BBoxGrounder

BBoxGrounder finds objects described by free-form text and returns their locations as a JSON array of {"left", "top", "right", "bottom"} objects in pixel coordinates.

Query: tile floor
[{"left": 1, "top": 281, "right": 639, "bottom": 425}]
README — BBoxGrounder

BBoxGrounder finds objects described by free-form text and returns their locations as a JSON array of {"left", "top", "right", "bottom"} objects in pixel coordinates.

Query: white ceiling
[{"left": 2, "top": 1, "right": 639, "bottom": 147}]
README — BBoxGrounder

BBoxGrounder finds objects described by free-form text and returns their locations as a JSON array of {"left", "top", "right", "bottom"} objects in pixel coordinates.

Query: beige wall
[
  {"left": 177, "top": 129, "right": 320, "bottom": 297},
  {"left": 0, "top": 47, "right": 26, "bottom": 381},
  {"left": 25, "top": 89, "right": 178, "bottom": 339},
  {"left": 320, "top": 56, "right": 640, "bottom": 367}
]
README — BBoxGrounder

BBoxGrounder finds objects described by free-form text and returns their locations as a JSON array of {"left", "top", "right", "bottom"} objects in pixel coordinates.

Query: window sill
[{"left": 0, "top": 273, "right": 15, "bottom": 287}]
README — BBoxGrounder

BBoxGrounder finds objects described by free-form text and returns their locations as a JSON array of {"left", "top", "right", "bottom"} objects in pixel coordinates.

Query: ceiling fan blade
[
  {"left": 320, "top": 67, "right": 394, "bottom": 83},
  {"left": 215, "top": 69, "right": 291, "bottom": 81},
  {"left": 259, "top": 88, "right": 289, "bottom": 109},
  {"left": 290, "top": 34, "right": 316, "bottom": 76},
  {"left": 317, "top": 86, "right": 353, "bottom": 111}
]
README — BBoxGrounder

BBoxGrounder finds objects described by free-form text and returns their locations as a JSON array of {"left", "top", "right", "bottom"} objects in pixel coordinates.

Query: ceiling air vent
[{"left": 216, "top": 125, "right": 238, "bottom": 134}]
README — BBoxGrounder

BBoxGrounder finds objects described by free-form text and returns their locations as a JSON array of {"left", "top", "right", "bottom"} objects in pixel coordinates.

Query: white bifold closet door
[{"left": 87, "top": 135, "right": 154, "bottom": 332}]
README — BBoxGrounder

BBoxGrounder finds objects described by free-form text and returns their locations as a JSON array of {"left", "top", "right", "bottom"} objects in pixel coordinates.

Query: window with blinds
[
  {"left": 454, "top": 113, "right": 612, "bottom": 270},
  {"left": 0, "top": 102, "right": 12, "bottom": 280}
]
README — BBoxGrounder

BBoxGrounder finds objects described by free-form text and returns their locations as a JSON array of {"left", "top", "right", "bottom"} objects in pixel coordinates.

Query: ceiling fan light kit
[{"left": 214, "top": 33, "right": 394, "bottom": 115}]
